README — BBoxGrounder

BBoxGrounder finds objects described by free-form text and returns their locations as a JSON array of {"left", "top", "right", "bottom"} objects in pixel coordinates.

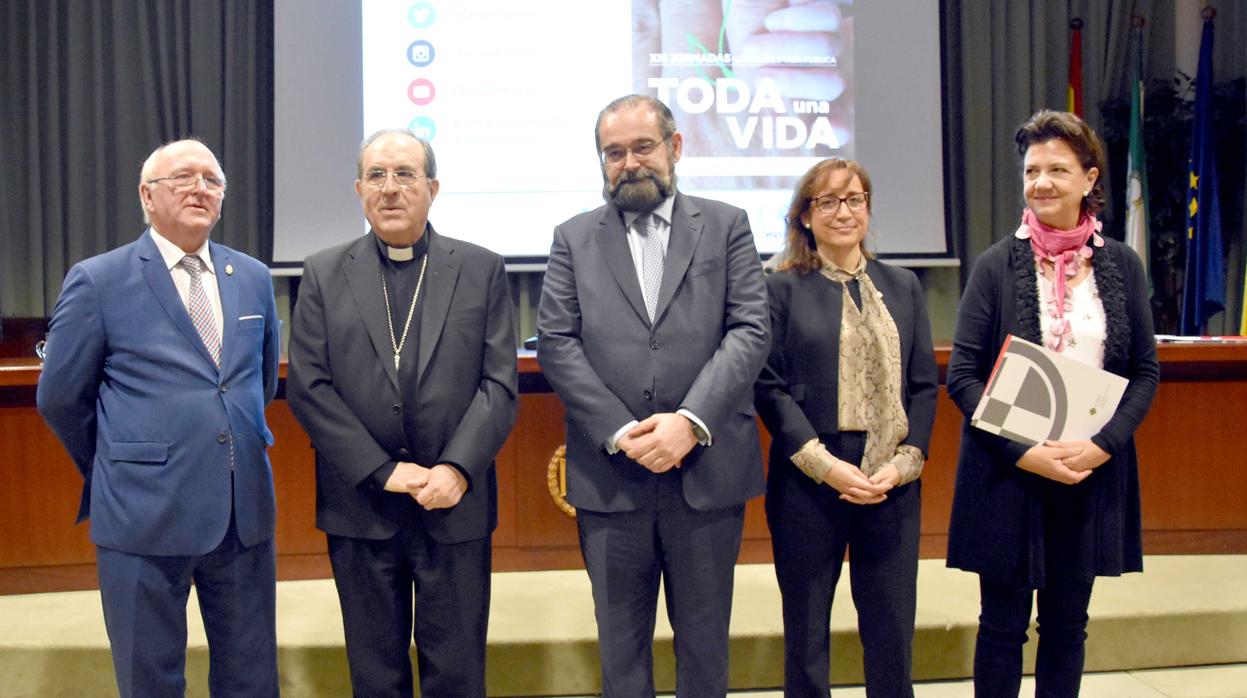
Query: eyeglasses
[
  {"left": 147, "top": 172, "right": 226, "bottom": 193},
  {"left": 811, "top": 193, "right": 869, "bottom": 215},
  {"left": 362, "top": 169, "right": 426, "bottom": 189},
  {"left": 600, "top": 137, "right": 670, "bottom": 165}
]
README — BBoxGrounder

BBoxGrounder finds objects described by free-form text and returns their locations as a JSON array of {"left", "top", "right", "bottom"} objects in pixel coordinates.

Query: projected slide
[
  {"left": 360, "top": 0, "right": 853, "bottom": 258},
  {"left": 634, "top": 0, "right": 853, "bottom": 175}
]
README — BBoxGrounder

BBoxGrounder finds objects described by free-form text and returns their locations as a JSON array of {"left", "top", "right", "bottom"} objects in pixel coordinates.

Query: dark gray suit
[
  {"left": 537, "top": 192, "right": 769, "bottom": 697},
  {"left": 287, "top": 228, "right": 517, "bottom": 697}
]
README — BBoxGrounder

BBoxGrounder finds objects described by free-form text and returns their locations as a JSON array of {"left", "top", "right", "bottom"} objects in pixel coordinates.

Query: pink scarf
[{"left": 1015, "top": 209, "right": 1104, "bottom": 352}]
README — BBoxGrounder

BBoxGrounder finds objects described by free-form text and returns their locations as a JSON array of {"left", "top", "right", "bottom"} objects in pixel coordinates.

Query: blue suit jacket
[{"left": 37, "top": 230, "right": 281, "bottom": 556}]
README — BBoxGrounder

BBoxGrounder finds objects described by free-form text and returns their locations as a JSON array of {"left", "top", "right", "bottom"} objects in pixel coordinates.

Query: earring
[
  {"left": 1083, "top": 190, "right": 1090, "bottom": 197},
  {"left": 803, "top": 222, "right": 811, "bottom": 230}
]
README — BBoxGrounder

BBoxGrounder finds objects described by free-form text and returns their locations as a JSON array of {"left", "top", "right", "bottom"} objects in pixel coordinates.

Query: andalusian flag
[
  {"left": 1180, "top": 16, "right": 1225, "bottom": 335},
  {"left": 1067, "top": 18, "right": 1083, "bottom": 116},
  {"left": 1124, "top": 19, "right": 1150, "bottom": 292}
]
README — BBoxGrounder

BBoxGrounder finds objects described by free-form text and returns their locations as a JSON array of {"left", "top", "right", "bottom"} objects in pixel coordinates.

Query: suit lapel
[
  {"left": 654, "top": 193, "right": 702, "bottom": 323},
  {"left": 596, "top": 208, "right": 649, "bottom": 325},
  {"left": 344, "top": 235, "right": 401, "bottom": 391},
  {"left": 416, "top": 228, "right": 458, "bottom": 385},
  {"left": 211, "top": 243, "right": 238, "bottom": 373},
  {"left": 137, "top": 231, "right": 219, "bottom": 369}
]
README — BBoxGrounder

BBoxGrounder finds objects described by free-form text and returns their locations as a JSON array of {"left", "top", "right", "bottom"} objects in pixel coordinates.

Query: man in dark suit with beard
[{"left": 537, "top": 95, "right": 770, "bottom": 697}]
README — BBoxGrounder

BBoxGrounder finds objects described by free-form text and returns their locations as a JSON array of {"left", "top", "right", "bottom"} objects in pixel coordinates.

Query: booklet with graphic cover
[{"left": 971, "top": 335, "right": 1128, "bottom": 446}]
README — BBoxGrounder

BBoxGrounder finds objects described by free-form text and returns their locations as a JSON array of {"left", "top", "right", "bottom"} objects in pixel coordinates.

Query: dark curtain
[
  {"left": 945, "top": 0, "right": 1161, "bottom": 275},
  {"left": 942, "top": 0, "right": 1245, "bottom": 297},
  {"left": 0, "top": 0, "right": 273, "bottom": 317}
]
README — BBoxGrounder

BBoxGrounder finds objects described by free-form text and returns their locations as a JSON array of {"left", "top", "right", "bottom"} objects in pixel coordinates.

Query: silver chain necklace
[{"left": 380, "top": 254, "right": 428, "bottom": 370}]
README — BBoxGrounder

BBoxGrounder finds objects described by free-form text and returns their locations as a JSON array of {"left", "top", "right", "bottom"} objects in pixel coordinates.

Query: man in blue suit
[{"left": 37, "top": 139, "right": 282, "bottom": 697}]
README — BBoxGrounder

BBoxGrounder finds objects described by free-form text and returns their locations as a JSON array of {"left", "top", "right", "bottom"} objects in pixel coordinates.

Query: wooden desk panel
[
  {"left": 0, "top": 406, "right": 94, "bottom": 567},
  {"left": 1137, "top": 380, "right": 1247, "bottom": 530},
  {"left": 3, "top": 343, "right": 1246, "bottom": 593}
]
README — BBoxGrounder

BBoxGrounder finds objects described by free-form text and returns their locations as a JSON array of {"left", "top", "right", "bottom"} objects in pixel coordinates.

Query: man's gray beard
[{"left": 604, "top": 168, "right": 676, "bottom": 213}]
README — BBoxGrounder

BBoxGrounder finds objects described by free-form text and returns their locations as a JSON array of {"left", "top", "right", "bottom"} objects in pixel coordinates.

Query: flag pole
[
  {"left": 1068, "top": 18, "right": 1084, "bottom": 116},
  {"left": 1125, "top": 15, "right": 1152, "bottom": 297}
]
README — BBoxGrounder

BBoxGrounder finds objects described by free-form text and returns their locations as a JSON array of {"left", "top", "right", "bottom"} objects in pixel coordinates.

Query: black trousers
[
  {"left": 766, "top": 431, "right": 921, "bottom": 698},
  {"left": 577, "top": 471, "right": 745, "bottom": 698},
  {"left": 973, "top": 490, "right": 1096, "bottom": 698},
  {"left": 327, "top": 521, "right": 491, "bottom": 698},
  {"left": 973, "top": 574, "right": 1094, "bottom": 698}
]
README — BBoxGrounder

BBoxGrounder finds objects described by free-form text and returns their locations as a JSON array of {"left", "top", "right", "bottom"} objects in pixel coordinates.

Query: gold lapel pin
[{"left": 225, "top": 264, "right": 234, "bottom": 276}]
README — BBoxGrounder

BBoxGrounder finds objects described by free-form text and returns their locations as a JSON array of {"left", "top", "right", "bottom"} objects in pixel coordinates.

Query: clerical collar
[
  {"left": 373, "top": 230, "right": 429, "bottom": 264},
  {"left": 622, "top": 195, "right": 675, "bottom": 231}
]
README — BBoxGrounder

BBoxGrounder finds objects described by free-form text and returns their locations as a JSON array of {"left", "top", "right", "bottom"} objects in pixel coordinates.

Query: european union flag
[{"left": 1180, "top": 16, "right": 1225, "bottom": 335}]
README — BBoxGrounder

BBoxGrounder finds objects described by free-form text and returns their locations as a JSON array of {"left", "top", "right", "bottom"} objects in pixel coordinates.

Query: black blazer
[
  {"left": 755, "top": 259, "right": 939, "bottom": 468},
  {"left": 287, "top": 229, "right": 518, "bottom": 544}
]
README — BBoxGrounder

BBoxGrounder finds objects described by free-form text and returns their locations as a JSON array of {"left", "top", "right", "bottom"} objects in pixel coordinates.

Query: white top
[{"left": 1038, "top": 270, "right": 1107, "bottom": 369}]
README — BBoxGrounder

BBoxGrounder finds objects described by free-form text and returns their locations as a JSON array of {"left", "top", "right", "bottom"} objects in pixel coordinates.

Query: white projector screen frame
[{"left": 274, "top": 0, "right": 951, "bottom": 270}]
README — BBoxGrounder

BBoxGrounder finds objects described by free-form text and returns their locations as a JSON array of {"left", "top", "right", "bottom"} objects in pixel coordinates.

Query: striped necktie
[{"left": 180, "top": 255, "right": 221, "bottom": 367}]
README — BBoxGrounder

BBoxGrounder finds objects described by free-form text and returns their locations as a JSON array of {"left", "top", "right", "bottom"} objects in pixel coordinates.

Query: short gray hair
[{"left": 356, "top": 128, "right": 437, "bottom": 179}]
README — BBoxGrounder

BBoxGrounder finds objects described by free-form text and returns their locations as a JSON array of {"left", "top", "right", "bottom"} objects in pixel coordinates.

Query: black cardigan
[{"left": 945, "top": 235, "right": 1160, "bottom": 586}]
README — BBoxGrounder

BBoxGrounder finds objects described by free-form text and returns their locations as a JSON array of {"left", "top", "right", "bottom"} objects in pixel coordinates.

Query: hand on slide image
[
  {"left": 632, "top": 0, "right": 852, "bottom": 167},
  {"left": 726, "top": 0, "right": 850, "bottom": 103}
]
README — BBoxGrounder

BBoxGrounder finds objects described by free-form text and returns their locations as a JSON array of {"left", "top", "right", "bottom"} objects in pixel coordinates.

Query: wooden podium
[{"left": 3, "top": 344, "right": 1246, "bottom": 594}]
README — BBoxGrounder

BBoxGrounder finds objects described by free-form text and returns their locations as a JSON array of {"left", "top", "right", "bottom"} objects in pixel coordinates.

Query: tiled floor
[
  {"left": 812, "top": 664, "right": 1247, "bottom": 697},
  {"left": 576, "top": 663, "right": 1247, "bottom": 698}
]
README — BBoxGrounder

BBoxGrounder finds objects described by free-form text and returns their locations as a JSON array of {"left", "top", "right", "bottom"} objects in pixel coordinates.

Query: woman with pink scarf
[{"left": 945, "top": 110, "right": 1159, "bottom": 697}]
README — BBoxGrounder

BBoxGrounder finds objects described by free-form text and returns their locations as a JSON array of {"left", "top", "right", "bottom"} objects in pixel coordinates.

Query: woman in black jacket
[
  {"left": 946, "top": 110, "right": 1159, "bottom": 697},
  {"left": 756, "top": 157, "right": 938, "bottom": 697}
]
